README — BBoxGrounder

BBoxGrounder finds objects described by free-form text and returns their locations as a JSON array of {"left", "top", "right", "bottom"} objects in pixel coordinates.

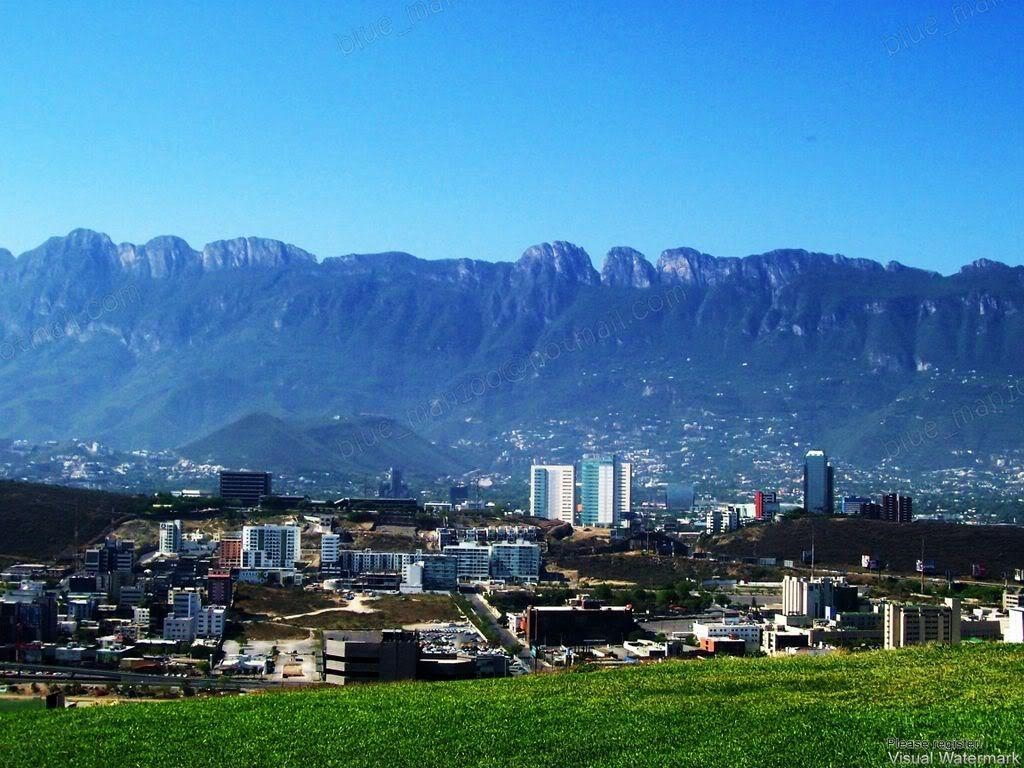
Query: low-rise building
[{"left": 883, "top": 599, "right": 961, "bottom": 649}]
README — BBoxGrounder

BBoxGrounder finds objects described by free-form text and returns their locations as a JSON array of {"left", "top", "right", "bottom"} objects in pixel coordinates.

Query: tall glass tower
[
  {"left": 803, "top": 449, "right": 834, "bottom": 514},
  {"left": 580, "top": 455, "right": 631, "bottom": 527}
]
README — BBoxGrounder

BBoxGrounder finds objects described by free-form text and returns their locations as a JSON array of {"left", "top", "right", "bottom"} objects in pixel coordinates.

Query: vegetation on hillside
[{"left": 2, "top": 645, "right": 1023, "bottom": 767}]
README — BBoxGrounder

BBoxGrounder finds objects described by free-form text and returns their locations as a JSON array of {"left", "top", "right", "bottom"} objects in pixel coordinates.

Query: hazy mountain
[
  {"left": 180, "top": 413, "right": 468, "bottom": 477},
  {"left": 1, "top": 229, "right": 1022, "bottom": 474}
]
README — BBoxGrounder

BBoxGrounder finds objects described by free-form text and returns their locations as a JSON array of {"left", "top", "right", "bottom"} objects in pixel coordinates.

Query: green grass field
[{"left": 2, "top": 646, "right": 1023, "bottom": 767}]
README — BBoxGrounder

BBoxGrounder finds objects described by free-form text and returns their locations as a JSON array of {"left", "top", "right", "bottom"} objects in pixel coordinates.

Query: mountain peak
[
  {"left": 517, "top": 241, "right": 600, "bottom": 285},
  {"left": 601, "top": 247, "right": 658, "bottom": 288},
  {"left": 201, "top": 237, "right": 316, "bottom": 271},
  {"left": 960, "top": 257, "right": 1011, "bottom": 273}
]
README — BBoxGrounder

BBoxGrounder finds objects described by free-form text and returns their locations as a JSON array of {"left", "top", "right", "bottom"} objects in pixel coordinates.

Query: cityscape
[{"left": 2, "top": 1, "right": 1023, "bottom": 766}]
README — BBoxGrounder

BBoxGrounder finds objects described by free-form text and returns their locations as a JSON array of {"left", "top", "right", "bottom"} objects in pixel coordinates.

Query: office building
[
  {"left": 842, "top": 496, "right": 871, "bottom": 516},
  {"left": 219, "top": 471, "right": 272, "bottom": 507},
  {"left": 881, "top": 493, "right": 913, "bottom": 523},
  {"left": 665, "top": 483, "right": 695, "bottom": 513},
  {"left": 84, "top": 538, "right": 136, "bottom": 575},
  {"left": 883, "top": 599, "right": 961, "bottom": 649},
  {"left": 529, "top": 464, "right": 576, "bottom": 523},
  {"left": 580, "top": 455, "right": 631, "bottom": 527},
  {"left": 159, "top": 520, "right": 183, "bottom": 555},
  {"left": 489, "top": 542, "right": 541, "bottom": 583},
  {"left": 754, "top": 491, "right": 780, "bottom": 522},
  {"left": 782, "top": 576, "right": 860, "bottom": 619},
  {"left": 322, "top": 630, "right": 419, "bottom": 685},
  {"left": 524, "top": 598, "right": 636, "bottom": 647},
  {"left": 802, "top": 450, "right": 834, "bottom": 514},
  {"left": 242, "top": 524, "right": 301, "bottom": 569}
]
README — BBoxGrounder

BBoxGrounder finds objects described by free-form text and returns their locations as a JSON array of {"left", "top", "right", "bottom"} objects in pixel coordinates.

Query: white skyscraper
[
  {"left": 529, "top": 464, "right": 576, "bottom": 523},
  {"left": 159, "top": 520, "right": 183, "bottom": 554}
]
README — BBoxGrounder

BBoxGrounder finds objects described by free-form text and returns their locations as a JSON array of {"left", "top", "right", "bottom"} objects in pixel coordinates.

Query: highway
[{"left": 0, "top": 662, "right": 267, "bottom": 690}]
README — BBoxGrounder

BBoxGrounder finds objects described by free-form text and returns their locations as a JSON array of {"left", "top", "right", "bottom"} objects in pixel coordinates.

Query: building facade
[
  {"left": 219, "top": 471, "right": 272, "bottom": 507},
  {"left": 241, "top": 524, "right": 301, "bottom": 569},
  {"left": 883, "top": 599, "right": 961, "bottom": 649},
  {"left": 580, "top": 456, "right": 631, "bottom": 527},
  {"left": 802, "top": 450, "right": 834, "bottom": 515},
  {"left": 529, "top": 464, "right": 576, "bottom": 523},
  {"left": 159, "top": 520, "right": 183, "bottom": 555}
]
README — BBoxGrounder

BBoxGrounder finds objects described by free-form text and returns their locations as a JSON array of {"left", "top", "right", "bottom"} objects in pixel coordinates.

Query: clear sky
[{"left": 0, "top": 0, "right": 1021, "bottom": 273}]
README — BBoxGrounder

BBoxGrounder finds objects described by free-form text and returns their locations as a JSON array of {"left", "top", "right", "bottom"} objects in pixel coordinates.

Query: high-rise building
[
  {"left": 159, "top": 520, "right": 183, "bottom": 554},
  {"left": 754, "top": 491, "right": 780, "bottom": 522},
  {"left": 219, "top": 471, "right": 272, "bottom": 506},
  {"left": 881, "top": 493, "right": 913, "bottom": 523},
  {"left": 883, "top": 599, "right": 961, "bottom": 648},
  {"left": 378, "top": 467, "right": 409, "bottom": 499},
  {"left": 802, "top": 450, "right": 834, "bottom": 514},
  {"left": 321, "top": 533, "right": 341, "bottom": 566},
  {"left": 529, "top": 464, "right": 576, "bottom": 523},
  {"left": 241, "top": 524, "right": 301, "bottom": 569},
  {"left": 580, "top": 455, "right": 631, "bottom": 527}
]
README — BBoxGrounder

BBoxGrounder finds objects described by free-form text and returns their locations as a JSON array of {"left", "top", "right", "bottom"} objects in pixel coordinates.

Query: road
[
  {"left": 462, "top": 593, "right": 537, "bottom": 672},
  {"left": 0, "top": 662, "right": 264, "bottom": 690}
]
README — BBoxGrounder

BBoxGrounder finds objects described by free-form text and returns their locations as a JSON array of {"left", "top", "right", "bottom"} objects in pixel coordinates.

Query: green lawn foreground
[{"left": 1, "top": 645, "right": 1022, "bottom": 768}]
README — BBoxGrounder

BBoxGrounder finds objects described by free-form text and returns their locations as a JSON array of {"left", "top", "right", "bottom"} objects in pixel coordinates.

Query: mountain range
[{"left": 1, "top": 229, "right": 1022, "bottom": 478}]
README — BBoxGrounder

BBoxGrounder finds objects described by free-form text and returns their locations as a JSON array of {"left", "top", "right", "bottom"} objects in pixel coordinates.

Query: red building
[
  {"left": 754, "top": 491, "right": 779, "bottom": 521},
  {"left": 216, "top": 534, "right": 242, "bottom": 569}
]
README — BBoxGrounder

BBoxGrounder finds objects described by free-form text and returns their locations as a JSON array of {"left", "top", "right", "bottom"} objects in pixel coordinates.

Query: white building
[
  {"left": 530, "top": 464, "right": 576, "bottom": 523},
  {"left": 242, "top": 524, "right": 301, "bottom": 569},
  {"left": 162, "top": 614, "right": 197, "bottom": 642},
  {"left": 196, "top": 606, "right": 226, "bottom": 638},
  {"left": 132, "top": 607, "right": 150, "bottom": 630},
  {"left": 1005, "top": 608, "right": 1023, "bottom": 644},
  {"left": 321, "top": 533, "right": 341, "bottom": 566},
  {"left": 693, "top": 620, "right": 762, "bottom": 651},
  {"left": 705, "top": 506, "right": 740, "bottom": 535},
  {"left": 159, "top": 520, "right": 183, "bottom": 555}
]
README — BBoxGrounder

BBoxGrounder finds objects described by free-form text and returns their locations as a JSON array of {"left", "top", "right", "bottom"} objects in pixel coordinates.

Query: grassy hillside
[
  {"left": 3, "top": 646, "right": 1024, "bottom": 767},
  {"left": 708, "top": 517, "right": 1024, "bottom": 576},
  {"left": 0, "top": 480, "right": 149, "bottom": 561}
]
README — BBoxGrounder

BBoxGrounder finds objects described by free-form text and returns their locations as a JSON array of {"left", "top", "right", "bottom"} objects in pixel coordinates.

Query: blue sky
[{"left": 0, "top": 0, "right": 1020, "bottom": 272}]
